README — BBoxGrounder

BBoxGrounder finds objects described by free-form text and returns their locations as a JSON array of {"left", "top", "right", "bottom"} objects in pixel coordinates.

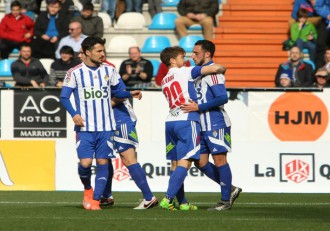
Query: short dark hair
[
  {"left": 83, "top": 2, "right": 94, "bottom": 11},
  {"left": 297, "top": 8, "right": 309, "bottom": 19},
  {"left": 46, "top": 0, "right": 61, "bottom": 5},
  {"left": 60, "top": 45, "right": 74, "bottom": 56},
  {"left": 194, "top": 40, "right": 215, "bottom": 58},
  {"left": 19, "top": 43, "right": 31, "bottom": 50},
  {"left": 160, "top": 46, "right": 186, "bottom": 67},
  {"left": 81, "top": 37, "right": 106, "bottom": 54},
  {"left": 11, "top": 1, "right": 21, "bottom": 9}
]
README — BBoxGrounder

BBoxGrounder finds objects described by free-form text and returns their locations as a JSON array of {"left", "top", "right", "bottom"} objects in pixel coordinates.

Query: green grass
[{"left": 0, "top": 191, "right": 329, "bottom": 231}]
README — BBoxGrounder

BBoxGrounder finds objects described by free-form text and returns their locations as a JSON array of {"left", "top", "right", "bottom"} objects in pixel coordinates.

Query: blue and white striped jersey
[
  {"left": 61, "top": 62, "right": 122, "bottom": 131},
  {"left": 195, "top": 62, "right": 231, "bottom": 131},
  {"left": 161, "top": 66, "right": 200, "bottom": 122}
]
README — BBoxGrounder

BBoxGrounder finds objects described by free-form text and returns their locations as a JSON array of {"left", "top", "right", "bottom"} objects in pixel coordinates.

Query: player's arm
[
  {"left": 191, "top": 64, "right": 226, "bottom": 79},
  {"left": 111, "top": 84, "right": 142, "bottom": 100},
  {"left": 60, "top": 86, "right": 85, "bottom": 127},
  {"left": 181, "top": 93, "right": 228, "bottom": 112}
]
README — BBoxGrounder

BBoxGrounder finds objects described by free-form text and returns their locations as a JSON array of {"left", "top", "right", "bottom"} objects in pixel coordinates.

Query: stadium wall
[{"left": 0, "top": 89, "right": 329, "bottom": 193}]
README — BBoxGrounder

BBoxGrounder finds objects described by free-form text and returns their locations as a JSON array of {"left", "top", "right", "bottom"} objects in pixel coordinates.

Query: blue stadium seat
[
  {"left": 0, "top": 59, "right": 15, "bottom": 77},
  {"left": 149, "top": 59, "right": 161, "bottom": 76},
  {"left": 303, "top": 59, "right": 315, "bottom": 71},
  {"left": 178, "top": 35, "right": 204, "bottom": 52},
  {"left": 148, "top": 12, "right": 178, "bottom": 30},
  {"left": 12, "top": 48, "right": 19, "bottom": 53},
  {"left": 161, "top": 0, "right": 180, "bottom": 7},
  {"left": 188, "top": 24, "right": 202, "bottom": 30},
  {"left": 141, "top": 36, "right": 171, "bottom": 53}
]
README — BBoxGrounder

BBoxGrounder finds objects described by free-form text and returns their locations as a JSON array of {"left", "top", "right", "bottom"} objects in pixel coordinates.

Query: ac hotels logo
[{"left": 0, "top": 151, "right": 14, "bottom": 186}]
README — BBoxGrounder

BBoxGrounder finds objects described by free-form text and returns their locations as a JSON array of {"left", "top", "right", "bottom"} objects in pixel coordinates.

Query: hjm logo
[
  {"left": 112, "top": 158, "right": 130, "bottom": 182},
  {"left": 0, "top": 151, "right": 14, "bottom": 186}
]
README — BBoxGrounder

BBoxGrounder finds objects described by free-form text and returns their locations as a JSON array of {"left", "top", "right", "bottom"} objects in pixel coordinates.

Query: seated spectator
[
  {"left": 125, "top": 0, "right": 143, "bottom": 13},
  {"left": 119, "top": 46, "right": 153, "bottom": 87},
  {"left": 175, "top": 0, "right": 219, "bottom": 40},
  {"left": 290, "top": 8, "right": 318, "bottom": 62},
  {"left": 55, "top": 21, "right": 87, "bottom": 58},
  {"left": 323, "top": 47, "right": 330, "bottom": 71},
  {"left": 11, "top": 43, "right": 49, "bottom": 88},
  {"left": 49, "top": 45, "right": 80, "bottom": 87},
  {"left": 58, "top": 0, "right": 76, "bottom": 18},
  {"left": 101, "top": 0, "right": 117, "bottom": 23},
  {"left": 275, "top": 46, "right": 314, "bottom": 87},
  {"left": 279, "top": 70, "right": 294, "bottom": 88},
  {"left": 31, "top": 0, "right": 70, "bottom": 59},
  {"left": 155, "top": 60, "right": 190, "bottom": 86},
  {"left": 289, "top": 0, "right": 321, "bottom": 27},
  {"left": 71, "top": 2, "right": 104, "bottom": 38},
  {"left": 314, "top": 67, "right": 330, "bottom": 88},
  {"left": 0, "top": 1, "right": 34, "bottom": 60},
  {"left": 313, "top": 0, "right": 330, "bottom": 69}
]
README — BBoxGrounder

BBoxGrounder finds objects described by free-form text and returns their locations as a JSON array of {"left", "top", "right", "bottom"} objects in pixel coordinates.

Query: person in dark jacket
[
  {"left": 275, "top": 46, "right": 315, "bottom": 87},
  {"left": 49, "top": 45, "right": 80, "bottom": 87},
  {"left": 71, "top": 2, "right": 104, "bottom": 38},
  {"left": 11, "top": 44, "right": 49, "bottom": 87},
  {"left": 31, "top": 0, "right": 70, "bottom": 59},
  {"left": 174, "top": 0, "right": 219, "bottom": 40},
  {"left": 0, "top": 1, "right": 34, "bottom": 59}
]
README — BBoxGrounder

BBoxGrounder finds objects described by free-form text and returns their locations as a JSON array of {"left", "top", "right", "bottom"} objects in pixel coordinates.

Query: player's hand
[
  {"left": 73, "top": 114, "right": 85, "bottom": 127},
  {"left": 130, "top": 90, "right": 142, "bottom": 100},
  {"left": 181, "top": 99, "right": 199, "bottom": 113}
]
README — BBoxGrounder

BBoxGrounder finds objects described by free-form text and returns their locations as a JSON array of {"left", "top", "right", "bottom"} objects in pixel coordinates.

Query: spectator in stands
[
  {"left": 175, "top": 0, "right": 219, "bottom": 40},
  {"left": 323, "top": 47, "right": 330, "bottom": 71},
  {"left": 11, "top": 43, "right": 49, "bottom": 88},
  {"left": 275, "top": 46, "right": 314, "bottom": 87},
  {"left": 0, "top": 1, "right": 34, "bottom": 60},
  {"left": 313, "top": 67, "right": 330, "bottom": 88},
  {"left": 55, "top": 21, "right": 87, "bottom": 59},
  {"left": 125, "top": 0, "right": 143, "bottom": 13},
  {"left": 102, "top": 0, "right": 117, "bottom": 23},
  {"left": 155, "top": 60, "right": 191, "bottom": 86},
  {"left": 148, "top": 0, "right": 162, "bottom": 18},
  {"left": 49, "top": 45, "right": 80, "bottom": 87},
  {"left": 290, "top": 8, "right": 318, "bottom": 62},
  {"left": 119, "top": 46, "right": 153, "bottom": 87},
  {"left": 31, "top": 0, "right": 70, "bottom": 59},
  {"left": 17, "top": 0, "right": 38, "bottom": 20},
  {"left": 313, "top": 0, "right": 330, "bottom": 69},
  {"left": 289, "top": 0, "right": 321, "bottom": 27},
  {"left": 279, "top": 70, "right": 294, "bottom": 88},
  {"left": 58, "top": 0, "right": 76, "bottom": 18},
  {"left": 72, "top": 2, "right": 104, "bottom": 38}
]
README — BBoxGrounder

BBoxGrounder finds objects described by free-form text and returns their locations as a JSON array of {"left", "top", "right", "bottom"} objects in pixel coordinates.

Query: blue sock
[
  {"left": 218, "top": 163, "right": 232, "bottom": 201},
  {"left": 127, "top": 163, "right": 153, "bottom": 201},
  {"left": 102, "top": 162, "right": 114, "bottom": 198},
  {"left": 170, "top": 170, "right": 187, "bottom": 204},
  {"left": 166, "top": 166, "right": 187, "bottom": 200},
  {"left": 199, "top": 162, "right": 220, "bottom": 184},
  {"left": 94, "top": 163, "right": 109, "bottom": 200},
  {"left": 78, "top": 164, "right": 91, "bottom": 190}
]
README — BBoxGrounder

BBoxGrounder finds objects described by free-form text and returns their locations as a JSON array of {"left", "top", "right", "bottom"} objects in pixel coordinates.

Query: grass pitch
[{"left": 0, "top": 191, "right": 329, "bottom": 231}]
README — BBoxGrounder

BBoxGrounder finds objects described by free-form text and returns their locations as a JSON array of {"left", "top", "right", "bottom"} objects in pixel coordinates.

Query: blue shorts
[
  {"left": 76, "top": 131, "right": 115, "bottom": 159},
  {"left": 200, "top": 126, "right": 231, "bottom": 155},
  {"left": 114, "top": 122, "right": 139, "bottom": 153},
  {"left": 165, "top": 120, "right": 201, "bottom": 161}
]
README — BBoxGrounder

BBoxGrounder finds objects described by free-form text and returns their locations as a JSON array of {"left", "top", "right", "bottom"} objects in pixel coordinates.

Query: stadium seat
[
  {"left": 141, "top": 36, "right": 171, "bottom": 53},
  {"left": 0, "top": 59, "right": 15, "bottom": 77},
  {"left": 106, "top": 58, "right": 124, "bottom": 72},
  {"left": 161, "top": 0, "right": 180, "bottom": 7},
  {"left": 148, "top": 12, "right": 178, "bottom": 30},
  {"left": 114, "top": 12, "right": 146, "bottom": 30},
  {"left": 0, "top": 12, "right": 5, "bottom": 22},
  {"left": 107, "top": 35, "right": 138, "bottom": 53},
  {"left": 149, "top": 59, "right": 161, "bottom": 76},
  {"left": 303, "top": 59, "right": 315, "bottom": 71},
  {"left": 39, "top": 58, "right": 54, "bottom": 75},
  {"left": 188, "top": 24, "right": 202, "bottom": 30},
  {"left": 12, "top": 48, "right": 19, "bottom": 53},
  {"left": 98, "top": 12, "right": 112, "bottom": 29},
  {"left": 178, "top": 35, "right": 204, "bottom": 52}
]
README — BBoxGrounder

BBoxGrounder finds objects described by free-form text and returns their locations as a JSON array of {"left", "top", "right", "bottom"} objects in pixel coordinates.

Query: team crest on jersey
[
  {"left": 94, "top": 75, "right": 98, "bottom": 79},
  {"left": 104, "top": 75, "right": 109, "bottom": 81},
  {"left": 212, "top": 130, "right": 218, "bottom": 137}
]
